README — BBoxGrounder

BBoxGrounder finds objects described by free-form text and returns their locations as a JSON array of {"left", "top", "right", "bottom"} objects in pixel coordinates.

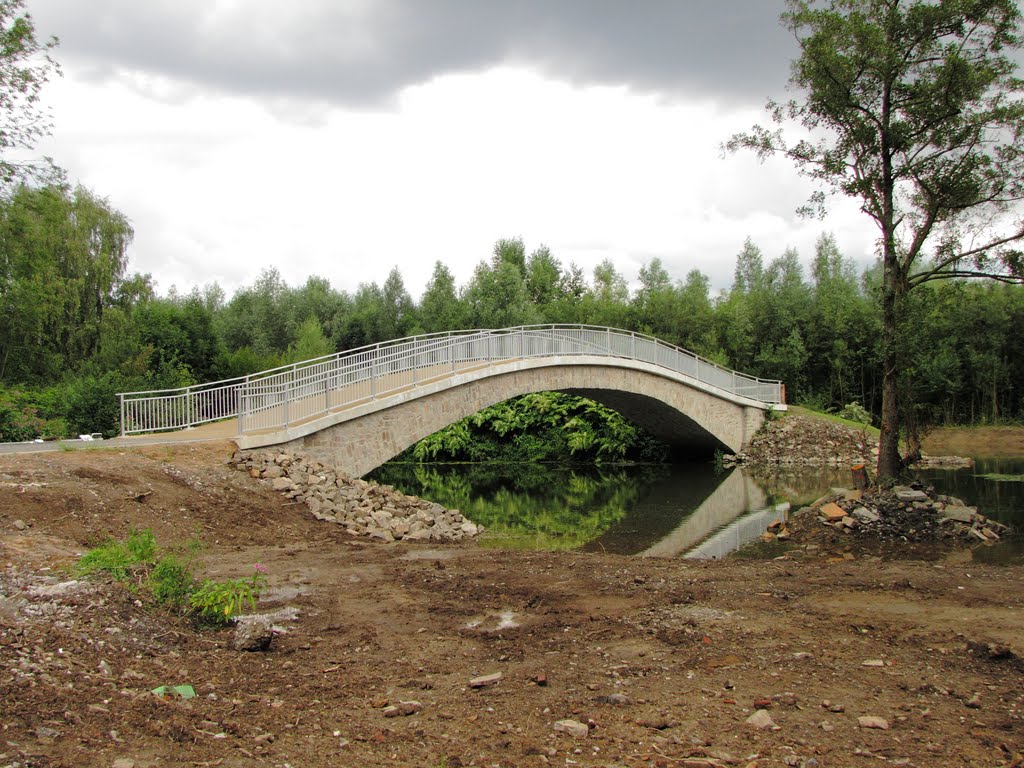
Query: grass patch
[
  {"left": 789, "top": 405, "right": 881, "bottom": 438},
  {"left": 76, "top": 531, "right": 267, "bottom": 623},
  {"left": 977, "top": 473, "right": 1024, "bottom": 482},
  {"left": 77, "top": 529, "right": 157, "bottom": 580}
]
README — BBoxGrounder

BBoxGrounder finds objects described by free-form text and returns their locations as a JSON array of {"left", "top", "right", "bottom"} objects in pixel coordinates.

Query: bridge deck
[{"left": 127, "top": 361, "right": 495, "bottom": 443}]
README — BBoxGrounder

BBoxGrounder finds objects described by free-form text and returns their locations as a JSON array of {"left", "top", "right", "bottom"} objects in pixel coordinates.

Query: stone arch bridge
[{"left": 119, "top": 326, "right": 785, "bottom": 478}]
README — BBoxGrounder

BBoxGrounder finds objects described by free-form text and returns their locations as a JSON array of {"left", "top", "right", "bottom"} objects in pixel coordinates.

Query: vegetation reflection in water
[
  {"left": 369, "top": 458, "right": 1024, "bottom": 560},
  {"left": 368, "top": 463, "right": 667, "bottom": 550},
  {"left": 367, "top": 462, "right": 761, "bottom": 554}
]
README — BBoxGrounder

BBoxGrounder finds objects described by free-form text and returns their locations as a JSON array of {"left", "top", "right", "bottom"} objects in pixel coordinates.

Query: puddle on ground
[
  {"left": 260, "top": 584, "right": 310, "bottom": 603},
  {"left": 464, "top": 610, "right": 521, "bottom": 632},
  {"left": 400, "top": 549, "right": 456, "bottom": 561}
]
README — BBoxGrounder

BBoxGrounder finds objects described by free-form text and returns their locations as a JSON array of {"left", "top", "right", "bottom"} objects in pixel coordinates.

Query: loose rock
[
  {"left": 553, "top": 719, "right": 589, "bottom": 738},
  {"left": 232, "top": 616, "right": 275, "bottom": 652},
  {"left": 746, "top": 709, "right": 777, "bottom": 730}
]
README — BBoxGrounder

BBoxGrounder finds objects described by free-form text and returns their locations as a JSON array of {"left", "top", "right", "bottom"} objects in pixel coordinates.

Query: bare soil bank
[
  {"left": 1, "top": 442, "right": 1022, "bottom": 768},
  {"left": 921, "top": 426, "right": 1024, "bottom": 459}
]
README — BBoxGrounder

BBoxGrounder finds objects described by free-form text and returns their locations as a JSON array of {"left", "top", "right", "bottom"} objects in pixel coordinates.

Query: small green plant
[
  {"left": 77, "top": 529, "right": 157, "bottom": 580},
  {"left": 189, "top": 564, "right": 268, "bottom": 625},
  {"left": 836, "top": 401, "right": 872, "bottom": 426},
  {"left": 148, "top": 555, "right": 196, "bottom": 609}
]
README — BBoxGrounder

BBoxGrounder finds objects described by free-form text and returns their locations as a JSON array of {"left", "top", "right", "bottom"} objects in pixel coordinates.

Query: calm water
[{"left": 367, "top": 458, "right": 1024, "bottom": 560}]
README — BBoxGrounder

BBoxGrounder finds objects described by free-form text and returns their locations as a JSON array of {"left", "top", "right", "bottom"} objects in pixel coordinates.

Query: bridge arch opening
[{"left": 376, "top": 389, "right": 722, "bottom": 468}]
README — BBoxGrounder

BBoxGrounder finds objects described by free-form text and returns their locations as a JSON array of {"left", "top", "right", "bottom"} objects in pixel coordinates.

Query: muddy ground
[{"left": 1, "top": 442, "right": 1021, "bottom": 768}]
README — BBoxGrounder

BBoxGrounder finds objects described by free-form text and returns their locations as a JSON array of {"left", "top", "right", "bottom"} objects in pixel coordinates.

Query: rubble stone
[{"left": 231, "top": 450, "right": 483, "bottom": 544}]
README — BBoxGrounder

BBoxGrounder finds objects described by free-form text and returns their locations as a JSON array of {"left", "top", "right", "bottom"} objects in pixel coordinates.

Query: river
[{"left": 367, "top": 455, "right": 1024, "bottom": 561}]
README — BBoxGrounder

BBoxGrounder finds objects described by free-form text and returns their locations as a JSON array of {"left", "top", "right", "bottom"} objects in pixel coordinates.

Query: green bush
[
  {"left": 837, "top": 401, "right": 873, "bottom": 425},
  {"left": 0, "top": 386, "right": 67, "bottom": 441},
  {"left": 148, "top": 555, "right": 196, "bottom": 609},
  {"left": 189, "top": 565, "right": 268, "bottom": 625}
]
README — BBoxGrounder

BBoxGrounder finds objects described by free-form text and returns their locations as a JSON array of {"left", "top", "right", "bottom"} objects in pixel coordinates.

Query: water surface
[{"left": 368, "top": 457, "right": 1023, "bottom": 560}]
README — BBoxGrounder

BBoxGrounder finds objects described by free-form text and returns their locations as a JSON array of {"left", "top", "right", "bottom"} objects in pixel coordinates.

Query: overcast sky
[{"left": 26, "top": 0, "right": 883, "bottom": 299}]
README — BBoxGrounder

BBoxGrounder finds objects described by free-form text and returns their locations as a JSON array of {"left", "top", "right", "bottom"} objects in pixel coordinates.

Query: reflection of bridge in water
[{"left": 581, "top": 467, "right": 770, "bottom": 557}]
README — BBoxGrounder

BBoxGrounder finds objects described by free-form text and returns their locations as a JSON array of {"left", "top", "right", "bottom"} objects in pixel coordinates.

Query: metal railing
[{"left": 118, "top": 325, "right": 784, "bottom": 436}]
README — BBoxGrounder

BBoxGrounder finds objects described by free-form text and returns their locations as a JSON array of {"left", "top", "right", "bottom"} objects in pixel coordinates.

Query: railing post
[
  {"left": 239, "top": 377, "right": 248, "bottom": 435},
  {"left": 371, "top": 351, "right": 377, "bottom": 398},
  {"left": 324, "top": 365, "right": 330, "bottom": 415},
  {"left": 119, "top": 393, "right": 126, "bottom": 437},
  {"left": 283, "top": 370, "right": 291, "bottom": 428}
]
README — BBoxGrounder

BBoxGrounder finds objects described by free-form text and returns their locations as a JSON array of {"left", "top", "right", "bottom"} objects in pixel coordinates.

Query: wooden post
[{"left": 851, "top": 463, "right": 869, "bottom": 490}]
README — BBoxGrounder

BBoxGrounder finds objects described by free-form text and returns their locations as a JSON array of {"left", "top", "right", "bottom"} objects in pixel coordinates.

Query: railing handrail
[
  {"left": 118, "top": 325, "right": 784, "bottom": 436},
  {"left": 116, "top": 325, "right": 781, "bottom": 398}
]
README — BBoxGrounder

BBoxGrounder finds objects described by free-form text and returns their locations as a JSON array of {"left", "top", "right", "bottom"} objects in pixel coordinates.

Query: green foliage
[
  {"left": 148, "top": 555, "right": 196, "bottom": 609},
  {"left": 61, "top": 357, "right": 193, "bottom": 438},
  {"left": 0, "top": 184, "right": 137, "bottom": 385},
  {"left": 77, "top": 529, "right": 157, "bottom": 581},
  {"left": 372, "top": 463, "right": 648, "bottom": 550},
  {"left": 285, "top": 317, "right": 334, "bottom": 364},
  {"left": 77, "top": 531, "right": 269, "bottom": 622},
  {"left": 0, "top": 386, "right": 63, "bottom": 440},
  {"left": 214, "top": 346, "right": 282, "bottom": 380},
  {"left": 189, "top": 566, "right": 267, "bottom": 625},
  {"left": 0, "top": 0, "right": 60, "bottom": 187},
  {"left": 406, "top": 392, "right": 667, "bottom": 464},
  {"left": 836, "top": 402, "right": 872, "bottom": 426}
]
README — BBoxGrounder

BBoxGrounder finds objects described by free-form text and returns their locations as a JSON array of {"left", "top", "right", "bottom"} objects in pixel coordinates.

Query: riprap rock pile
[
  {"left": 803, "top": 484, "right": 1008, "bottom": 544},
  {"left": 231, "top": 450, "right": 482, "bottom": 543}
]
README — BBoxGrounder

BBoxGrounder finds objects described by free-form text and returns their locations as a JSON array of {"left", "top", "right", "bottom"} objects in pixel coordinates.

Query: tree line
[{"left": 2, "top": 191, "right": 1022, "bottom": 440}]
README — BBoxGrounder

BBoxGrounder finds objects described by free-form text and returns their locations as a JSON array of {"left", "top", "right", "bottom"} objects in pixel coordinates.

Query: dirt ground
[{"left": 1, "top": 442, "right": 1021, "bottom": 768}]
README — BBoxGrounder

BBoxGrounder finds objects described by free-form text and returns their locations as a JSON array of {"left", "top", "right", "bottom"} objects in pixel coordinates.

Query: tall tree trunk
[
  {"left": 876, "top": 228, "right": 901, "bottom": 481},
  {"left": 877, "top": 278, "right": 901, "bottom": 479}
]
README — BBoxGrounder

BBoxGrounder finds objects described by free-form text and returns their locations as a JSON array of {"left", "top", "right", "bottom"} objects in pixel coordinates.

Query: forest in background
[{"left": 1, "top": 181, "right": 1023, "bottom": 442}]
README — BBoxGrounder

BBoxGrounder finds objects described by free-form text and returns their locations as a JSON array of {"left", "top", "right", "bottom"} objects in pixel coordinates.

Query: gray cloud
[{"left": 29, "top": 0, "right": 794, "bottom": 108}]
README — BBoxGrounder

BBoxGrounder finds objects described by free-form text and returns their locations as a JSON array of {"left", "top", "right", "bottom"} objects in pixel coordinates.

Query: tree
[
  {"left": 732, "top": 238, "right": 765, "bottom": 294},
  {"left": 419, "top": 261, "right": 464, "bottom": 333},
  {"left": 379, "top": 267, "right": 415, "bottom": 339},
  {"left": 586, "top": 259, "right": 629, "bottom": 328},
  {"left": 285, "top": 317, "right": 333, "bottom": 363},
  {"left": 0, "top": 184, "right": 134, "bottom": 382},
  {"left": 630, "top": 258, "right": 681, "bottom": 341},
  {"left": 463, "top": 257, "right": 539, "bottom": 329},
  {"left": 0, "top": 1, "right": 60, "bottom": 187},
  {"left": 728, "top": 0, "right": 1024, "bottom": 477},
  {"left": 525, "top": 245, "right": 563, "bottom": 313}
]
